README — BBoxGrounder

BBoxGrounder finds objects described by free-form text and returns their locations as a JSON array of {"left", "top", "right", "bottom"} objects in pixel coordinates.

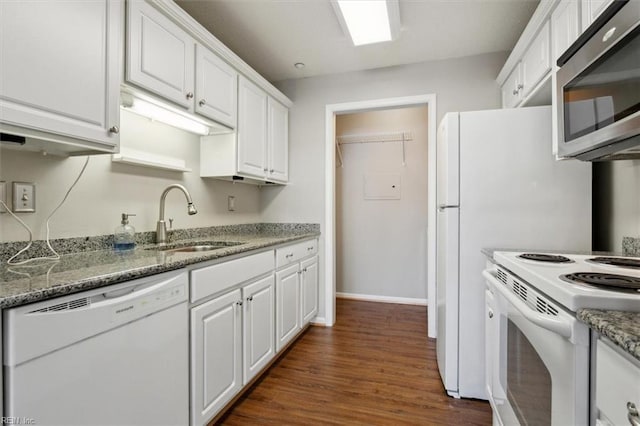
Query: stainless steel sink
[{"left": 146, "top": 241, "right": 244, "bottom": 253}]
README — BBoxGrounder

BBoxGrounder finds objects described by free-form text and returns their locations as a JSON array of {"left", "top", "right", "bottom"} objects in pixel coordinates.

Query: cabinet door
[
  {"left": 243, "top": 275, "right": 275, "bottom": 384},
  {"left": 552, "top": 1, "right": 580, "bottom": 61},
  {"left": 300, "top": 256, "right": 318, "bottom": 326},
  {"left": 0, "top": 0, "right": 121, "bottom": 149},
  {"left": 581, "top": 0, "right": 614, "bottom": 32},
  {"left": 267, "top": 98, "right": 289, "bottom": 183},
  {"left": 275, "top": 264, "right": 301, "bottom": 352},
  {"left": 501, "top": 63, "right": 522, "bottom": 108},
  {"left": 127, "top": 0, "right": 195, "bottom": 110},
  {"left": 237, "top": 76, "right": 268, "bottom": 178},
  {"left": 191, "top": 289, "right": 242, "bottom": 426},
  {"left": 521, "top": 20, "right": 551, "bottom": 98},
  {"left": 195, "top": 45, "right": 238, "bottom": 129}
]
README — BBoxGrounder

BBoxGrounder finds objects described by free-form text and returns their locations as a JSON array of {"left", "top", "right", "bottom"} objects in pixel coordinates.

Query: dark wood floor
[{"left": 218, "top": 299, "right": 492, "bottom": 425}]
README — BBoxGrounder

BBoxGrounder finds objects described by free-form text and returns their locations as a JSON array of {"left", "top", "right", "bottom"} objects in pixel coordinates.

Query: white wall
[
  {"left": 262, "top": 51, "right": 508, "bottom": 321},
  {"left": 0, "top": 110, "right": 261, "bottom": 242},
  {"left": 593, "top": 160, "right": 640, "bottom": 251},
  {"left": 336, "top": 106, "right": 428, "bottom": 300}
]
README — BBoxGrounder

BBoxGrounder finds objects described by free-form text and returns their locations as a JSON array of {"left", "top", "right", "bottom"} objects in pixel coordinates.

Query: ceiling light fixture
[{"left": 332, "top": 0, "right": 400, "bottom": 46}]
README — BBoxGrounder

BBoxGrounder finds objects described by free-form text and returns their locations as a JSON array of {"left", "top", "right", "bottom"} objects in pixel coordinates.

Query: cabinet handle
[
  {"left": 199, "top": 99, "right": 206, "bottom": 107},
  {"left": 488, "top": 310, "right": 494, "bottom": 319},
  {"left": 109, "top": 125, "right": 119, "bottom": 134},
  {"left": 247, "top": 296, "right": 253, "bottom": 302},
  {"left": 263, "top": 168, "right": 268, "bottom": 172},
  {"left": 236, "top": 300, "right": 243, "bottom": 306},
  {"left": 512, "top": 89, "right": 519, "bottom": 95},
  {"left": 269, "top": 169, "right": 274, "bottom": 173},
  {"left": 286, "top": 253, "right": 294, "bottom": 259},
  {"left": 629, "top": 402, "right": 640, "bottom": 426},
  {"left": 303, "top": 268, "right": 308, "bottom": 272},
  {"left": 186, "top": 92, "right": 194, "bottom": 100},
  {"left": 307, "top": 247, "right": 313, "bottom": 251}
]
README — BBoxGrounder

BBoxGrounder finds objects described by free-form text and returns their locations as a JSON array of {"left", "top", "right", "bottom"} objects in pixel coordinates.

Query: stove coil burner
[
  {"left": 561, "top": 272, "right": 640, "bottom": 291},
  {"left": 588, "top": 257, "right": 640, "bottom": 269},
  {"left": 518, "top": 253, "right": 573, "bottom": 263}
]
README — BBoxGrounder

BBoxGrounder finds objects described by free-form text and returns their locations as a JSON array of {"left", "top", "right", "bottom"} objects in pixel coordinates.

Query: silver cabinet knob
[
  {"left": 186, "top": 92, "right": 194, "bottom": 100},
  {"left": 488, "top": 310, "right": 494, "bottom": 319},
  {"left": 109, "top": 125, "right": 119, "bottom": 134},
  {"left": 628, "top": 402, "right": 640, "bottom": 426},
  {"left": 199, "top": 99, "right": 206, "bottom": 107}
]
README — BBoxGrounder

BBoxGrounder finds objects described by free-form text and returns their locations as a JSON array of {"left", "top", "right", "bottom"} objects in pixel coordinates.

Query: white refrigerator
[{"left": 435, "top": 106, "right": 592, "bottom": 399}]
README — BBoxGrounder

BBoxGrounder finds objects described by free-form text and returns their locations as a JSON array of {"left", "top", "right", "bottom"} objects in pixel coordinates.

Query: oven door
[
  {"left": 556, "top": 0, "right": 640, "bottom": 160},
  {"left": 483, "top": 269, "right": 590, "bottom": 426}
]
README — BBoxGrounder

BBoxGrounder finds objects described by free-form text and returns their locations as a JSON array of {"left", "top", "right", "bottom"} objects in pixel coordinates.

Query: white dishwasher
[{"left": 3, "top": 270, "right": 189, "bottom": 426}]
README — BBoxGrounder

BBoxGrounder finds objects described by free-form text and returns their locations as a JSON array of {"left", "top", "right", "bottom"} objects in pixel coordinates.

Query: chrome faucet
[{"left": 156, "top": 184, "right": 197, "bottom": 244}]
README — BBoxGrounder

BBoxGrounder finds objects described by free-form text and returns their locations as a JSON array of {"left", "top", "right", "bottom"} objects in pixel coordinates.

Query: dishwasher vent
[{"left": 29, "top": 297, "right": 91, "bottom": 314}]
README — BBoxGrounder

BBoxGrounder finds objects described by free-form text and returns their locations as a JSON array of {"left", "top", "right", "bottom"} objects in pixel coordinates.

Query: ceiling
[{"left": 175, "top": 0, "right": 540, "bottom": 83}]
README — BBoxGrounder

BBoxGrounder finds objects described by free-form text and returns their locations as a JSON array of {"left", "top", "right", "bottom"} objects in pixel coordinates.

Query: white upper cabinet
[
  {"left": 0, "top": 0, "right": 121, "bottom": 153},
  {"left": 127, "top": 0, "right": 195, "bottom": 110},
  {"left": 237, "top": 77, "right": 268, "bottom": 178},
  {"left": 552, "top": 1, "right": 581, "bottom": 61},
  {"left": 267, "top": 98, "right": 289, "bottom": 183},
  {"left": 195, "top": 45, "right": 238, "bottom": 128},
  {"left": 521, "top": 21, "right": 551, "bottom": 98},
  {"left": 501, "top": 63, "right": 523, "bottom": 109},
  {"left": 581, "top": 0, "right": 615, "bottom": 32}
]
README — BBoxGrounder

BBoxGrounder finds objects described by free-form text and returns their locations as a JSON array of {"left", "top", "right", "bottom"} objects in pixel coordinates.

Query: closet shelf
[{"left": 111, "top": 147, "right": 192, "bottom": 172}]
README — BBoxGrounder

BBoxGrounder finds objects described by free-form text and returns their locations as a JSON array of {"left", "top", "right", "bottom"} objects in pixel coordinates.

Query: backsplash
[{"left": 0, "top": 223, "right": 320, "bottom": 263}]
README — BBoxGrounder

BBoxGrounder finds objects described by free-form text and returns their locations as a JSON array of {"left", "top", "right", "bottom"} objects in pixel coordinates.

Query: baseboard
[
  {"left": 336, "top": 292, "right": 428, "bottom": 306},
  {"left": 310, "top": 317, "right": 326, "bottom": 326}
]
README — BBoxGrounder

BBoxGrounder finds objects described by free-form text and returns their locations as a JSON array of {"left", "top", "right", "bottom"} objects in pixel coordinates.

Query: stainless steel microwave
[{"left": 556, "top": 0, "right": 640, "bottom": 161}]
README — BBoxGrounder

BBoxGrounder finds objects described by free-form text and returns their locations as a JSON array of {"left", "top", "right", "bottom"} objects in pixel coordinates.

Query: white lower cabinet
[
  {"left": 301, "top": 256, "right": 319, "bottom": 326},
  {"left": 243, "top": 275, "right": 276, "bottom": 384},
  {"left": 190, "top": 239, "right": 317, "bottom": 424},
  {"left": 275, "top": 264, "right": 301, "bottom": 352},
  {"left": 595, "top": 338, "right": 640, "bottom": 426},
  {"left": 190, "top": 288, "right": 243, "bottom": 426}
]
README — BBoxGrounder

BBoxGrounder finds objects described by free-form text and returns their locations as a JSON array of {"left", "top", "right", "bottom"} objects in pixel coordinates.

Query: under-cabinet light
[
  {"left": 121, "top": 94, "right": 211, "bottom": 136},
  {"left": 333, "top": 0, "right": 400, "bottom": 46}
]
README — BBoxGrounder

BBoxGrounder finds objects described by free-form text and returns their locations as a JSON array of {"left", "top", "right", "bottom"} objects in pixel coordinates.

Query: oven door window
[
  {"left": 507, "top": 319, "right": 552, "bottom": 425},
  {"left": 563, "top": 26, "right": 640, "bottom": 142}
]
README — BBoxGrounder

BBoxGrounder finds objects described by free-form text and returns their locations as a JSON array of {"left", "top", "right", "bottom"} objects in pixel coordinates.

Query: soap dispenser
[{"left": 114, "top": 213, "right": 136, "bottom": 251}]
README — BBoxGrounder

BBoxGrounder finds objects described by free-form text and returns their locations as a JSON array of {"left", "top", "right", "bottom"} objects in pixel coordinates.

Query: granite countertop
[
  {"left": 577, "top": 309, "right": 640, "bottom": 361},
  {"left": 0, "top": 223, "right": 320, "bottom": 309}
]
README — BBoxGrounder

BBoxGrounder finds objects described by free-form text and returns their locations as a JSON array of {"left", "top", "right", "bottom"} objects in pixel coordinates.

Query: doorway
[{"left": 324, "top": 95, "right": 437, "bottom": 337}]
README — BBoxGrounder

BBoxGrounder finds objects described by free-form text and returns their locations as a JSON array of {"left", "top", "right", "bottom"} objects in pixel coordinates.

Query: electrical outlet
[
  {"left": 0, "top": 181, "right": 6, "bottom": 213},
  {"left": 228, "top": 195, "right": 236, "bottom": 212},
  {"left": 12, "top": 182, "right": 36, "bottom": 213}
]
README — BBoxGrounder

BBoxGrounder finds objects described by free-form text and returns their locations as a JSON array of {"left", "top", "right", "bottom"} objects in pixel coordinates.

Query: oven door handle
[{"left": 483, "top": 270, "right": 573, "bottom": 339}]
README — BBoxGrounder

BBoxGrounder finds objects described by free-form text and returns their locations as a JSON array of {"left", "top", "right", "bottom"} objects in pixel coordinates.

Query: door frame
[{"left": 324, "top": 94, "right": 438, "bottom": 337}]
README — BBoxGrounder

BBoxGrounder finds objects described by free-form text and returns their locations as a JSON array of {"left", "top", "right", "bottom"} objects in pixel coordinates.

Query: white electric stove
[
  {"left": 493, "top": 252, "right": 640, "bottom": 312},
  {"left": 484, "top": 252, "right": 640, "bottom": 426}
]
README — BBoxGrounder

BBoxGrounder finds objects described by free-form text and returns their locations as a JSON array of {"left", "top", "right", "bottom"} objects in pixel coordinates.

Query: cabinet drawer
[
  {"left": 191, "top": 251, "right": 274, "bottom": 302},
  {"left": 276, "top": 239, "right": 317, "bottom": 268},
  {"left": 596, "top": 339, "right": 640, "bottom": 426}
]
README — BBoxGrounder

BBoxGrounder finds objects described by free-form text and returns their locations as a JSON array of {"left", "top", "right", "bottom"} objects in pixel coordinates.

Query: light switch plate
[
  {"left": 12, "top": 182, "right": 36, "bottom": 213},
  {"left": 0, "top": 181, "right": 6, "bottom": 213}
]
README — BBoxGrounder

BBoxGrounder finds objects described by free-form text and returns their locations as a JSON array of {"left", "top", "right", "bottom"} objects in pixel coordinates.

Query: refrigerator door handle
[{"left": 438, "top": 204, "right": 459, "bottom": 211}]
